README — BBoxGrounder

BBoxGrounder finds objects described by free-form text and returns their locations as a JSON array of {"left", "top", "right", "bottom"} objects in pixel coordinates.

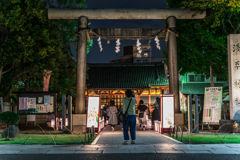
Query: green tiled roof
[{"left": 87, "top": 63, "right": 169, "bottom": 89}]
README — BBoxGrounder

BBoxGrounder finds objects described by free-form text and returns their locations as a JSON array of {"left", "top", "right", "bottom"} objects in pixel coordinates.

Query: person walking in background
[
  {"left": 122, "top": 89, "right": 137, "bottom": 145},
  {"left": 102, "top": 104, "right": 108, "bottom": 126},
  {"left": 138, "top": 100, "right": 148, "bottom": 130},
  {"left": 107, "top": 101, "right": 118, "bottom": 131}
]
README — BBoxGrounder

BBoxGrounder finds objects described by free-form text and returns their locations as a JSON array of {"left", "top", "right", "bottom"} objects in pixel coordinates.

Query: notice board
[
  {"left": 17, "top": 92, "right": 57, "bottom": 115},
  {"left": 202, "top": 87, "right": 222, "bottom": 124}
]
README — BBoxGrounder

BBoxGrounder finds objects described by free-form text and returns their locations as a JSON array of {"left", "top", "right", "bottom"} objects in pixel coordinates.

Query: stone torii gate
[{"left": 48, "top": 8, "right": 206, "bottom": 132}]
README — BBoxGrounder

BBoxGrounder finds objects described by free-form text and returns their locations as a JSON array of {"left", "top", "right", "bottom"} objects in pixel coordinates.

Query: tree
[
  {"left": 164, "top": 0, "right": 240, "bottom": 83},
  {"left": 0, "top": 0, "right": 93, "bottom": 101},
  {"left": 0, "top": 0, "right": 54, "bottom": 99}
]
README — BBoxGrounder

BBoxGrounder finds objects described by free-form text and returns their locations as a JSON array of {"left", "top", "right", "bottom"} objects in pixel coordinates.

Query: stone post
[
  {"left": 75, "top": 16, "right": 88, "bottom": 114},
  {"left": 167, "top": 16, "right": 180, "bottom": 113},
  {"left": 68, "top": 95, "right": 72, "bottom": 132},
  {"left": 62, "top": 96, "right": 66, "bottom": 133},
  {"left": 228, "top": 34, "right": 240, "bottom": 120}
]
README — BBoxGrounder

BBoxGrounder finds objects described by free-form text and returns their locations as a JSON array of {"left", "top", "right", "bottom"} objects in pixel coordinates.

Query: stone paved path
[
  {"left": 95, "top": 125, "right": 179, "bottom": 145},
  {"left": 1, "top": 144, "right": 240, "bottom": 154},
  {"left": 1, "top": 125, "right": 240, "bottom": 154}
]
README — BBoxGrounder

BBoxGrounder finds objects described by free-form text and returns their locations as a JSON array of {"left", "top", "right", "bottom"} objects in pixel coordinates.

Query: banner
[
  {"left": 162, "top": 96, "right": 174, "bottom": 128},
  {"left": 202, "top": 87, "right": 222, "bottom": 124},
  {"left": 87, "top": 96, "right": 100, "bottom": 128}
]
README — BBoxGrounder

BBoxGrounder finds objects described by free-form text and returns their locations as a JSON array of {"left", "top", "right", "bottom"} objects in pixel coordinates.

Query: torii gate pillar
[
  {"left": 167, "top": 16, "right": 180, "bottom": 113},
  {"left": 73, "top": 16, "right": 88, "bottom": 132},
  {"left": 167, "top": 16, "right": 184, "bottom": 126}
]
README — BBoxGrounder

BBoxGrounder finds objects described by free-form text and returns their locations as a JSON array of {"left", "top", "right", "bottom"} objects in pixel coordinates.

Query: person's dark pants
[
  {"left": 104, "top": 116, "right": 107, "bottom": 125},
  {"left": 123, "top": 115, "right": 136, "bottom": 141}
]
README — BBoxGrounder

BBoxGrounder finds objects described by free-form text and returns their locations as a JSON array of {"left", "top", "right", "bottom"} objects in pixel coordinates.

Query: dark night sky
[{"left": 70, "top": 0, "right": 168, "bottom": 63}]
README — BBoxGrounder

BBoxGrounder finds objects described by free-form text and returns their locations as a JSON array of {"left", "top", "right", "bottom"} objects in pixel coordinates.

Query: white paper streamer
[
  {"left": 136, "top": 39, "right": 142, "bottom": 53},
  {"left": 115, "top": 39, "right": 121, "bottom": 53},
  {"left": 97, "top": 37, "right": 103, "bottom": 52},
  {"left": 154, "top": 36, "right": 161, "bottom": 50}
]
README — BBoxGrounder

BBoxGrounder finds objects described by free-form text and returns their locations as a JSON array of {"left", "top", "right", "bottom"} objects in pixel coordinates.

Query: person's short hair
[
  {"left": 125, "top": 89, "right": 132, "bottom": 98},
  {"left": 140, "top": 100, "right": 144, "bottom": 104},
  {"left": 110, "top": 100, "right": 115, "bottom": 106}
]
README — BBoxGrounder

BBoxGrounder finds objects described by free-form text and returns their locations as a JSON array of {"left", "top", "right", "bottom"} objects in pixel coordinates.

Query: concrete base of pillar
[
  {"left": 72, "top": 114, "right": 86, "bottom": 133},
  {"left": 175, "top": 113, "right": 185, "bottom": 126}
]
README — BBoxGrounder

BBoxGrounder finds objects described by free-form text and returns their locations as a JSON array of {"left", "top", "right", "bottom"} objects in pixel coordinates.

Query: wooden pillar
[
  {"left": 75, "top": 16, "right": 88, "bottom": 114},
  {"left": 167, "top": 16, "right": 180, "bottom": 113},
  {"left": 136, "top": 94, "right": 140, "bottom": 106}
]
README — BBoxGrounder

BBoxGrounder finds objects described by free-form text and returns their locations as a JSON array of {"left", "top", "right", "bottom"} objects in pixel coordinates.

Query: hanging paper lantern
[
  {"left": 115, "top": 39, "right": 121, "bottom": 53},
  {"left": 136, "top": 39, "right": 142, "bottom": 53},
  {"left": 154, "top": 36, "right": 161, "bottom": 50},
  {"left": 97, "top": 37, "right": 103, "bottom": 52}
]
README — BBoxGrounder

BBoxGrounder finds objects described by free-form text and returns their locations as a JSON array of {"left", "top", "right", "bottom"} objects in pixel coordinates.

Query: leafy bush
[{"left": 0, "top": 111, "right": 20, "bottom": 126}]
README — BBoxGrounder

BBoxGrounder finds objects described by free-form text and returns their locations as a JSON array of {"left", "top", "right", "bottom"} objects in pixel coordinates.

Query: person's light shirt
[{"left": 122, "top": 97, "right": 137, "bottom": 115}]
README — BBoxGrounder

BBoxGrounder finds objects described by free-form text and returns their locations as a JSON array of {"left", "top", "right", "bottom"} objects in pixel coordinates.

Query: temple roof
[{"left": 87, "top": 63, "right": 169, "bottom": 89}]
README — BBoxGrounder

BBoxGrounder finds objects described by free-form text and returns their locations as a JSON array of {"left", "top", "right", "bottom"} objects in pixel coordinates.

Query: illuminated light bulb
[
  {"left": 154, "top": 36, "right": 161, "bottom": 50},
  {"left": 115, "top": 39, "right": 121, "bottom": 53},
  {"left": 97, "top": 37, "right": 103, "bottom": 52}
]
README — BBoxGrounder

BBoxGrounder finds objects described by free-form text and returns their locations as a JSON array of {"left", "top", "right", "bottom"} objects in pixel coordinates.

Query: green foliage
[
  {"left": 0, "top": 0, "right": 92, "bottom": 101},
  {"left": 0, "top": 111, "right": 20, "bottom": 126},
  {"left": 164, "top": 0, "right": 240, "bottom": 79}
]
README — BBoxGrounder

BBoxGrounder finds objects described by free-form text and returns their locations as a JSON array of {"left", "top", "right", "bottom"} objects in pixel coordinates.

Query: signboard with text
[
  {"left": 202, "top": 87, "right": 222, "bottom": 124},
  {"left": 228, "top": 34, "right": 240, "bottom": 120}
]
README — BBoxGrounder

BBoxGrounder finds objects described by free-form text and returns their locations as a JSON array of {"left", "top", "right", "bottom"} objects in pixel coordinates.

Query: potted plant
[{"left": 0, "top": 111, "right": 20, "bottom": 141}]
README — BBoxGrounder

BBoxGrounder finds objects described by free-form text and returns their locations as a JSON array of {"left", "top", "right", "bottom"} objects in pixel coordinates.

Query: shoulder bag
[{"left": 121, "top": 98, "right": 132, "bottom": 124}]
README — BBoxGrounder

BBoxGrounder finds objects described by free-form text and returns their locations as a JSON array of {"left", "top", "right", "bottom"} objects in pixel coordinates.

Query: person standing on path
[
  {"left": 122, "top": 89, "right": 137, "bottom": 145},
  {"left": 102, "top": 104, "right": 108, "bottom": 126},
  {"left": 107, "top": 101, "right": 119, "bottom": 131},
  {"left": 138, "top": 100, "right": 148, "bottom": 130}
]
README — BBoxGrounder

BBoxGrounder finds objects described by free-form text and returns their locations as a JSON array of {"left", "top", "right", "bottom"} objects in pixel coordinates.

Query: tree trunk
[
  {"left": 0, "top": 66, "right": 3, "bottom": 82},
  {"left": 24, "top": 79, "right": 29, "bottom": 92},
  {"left": 3, "top": 86, "right": 12, "bottom": 102},
  {"left": 43, "top": 70, "right": 52, "bottom": 91},
  {"left": 210, "top": 66, "right": 215, "bottom": 87}
]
